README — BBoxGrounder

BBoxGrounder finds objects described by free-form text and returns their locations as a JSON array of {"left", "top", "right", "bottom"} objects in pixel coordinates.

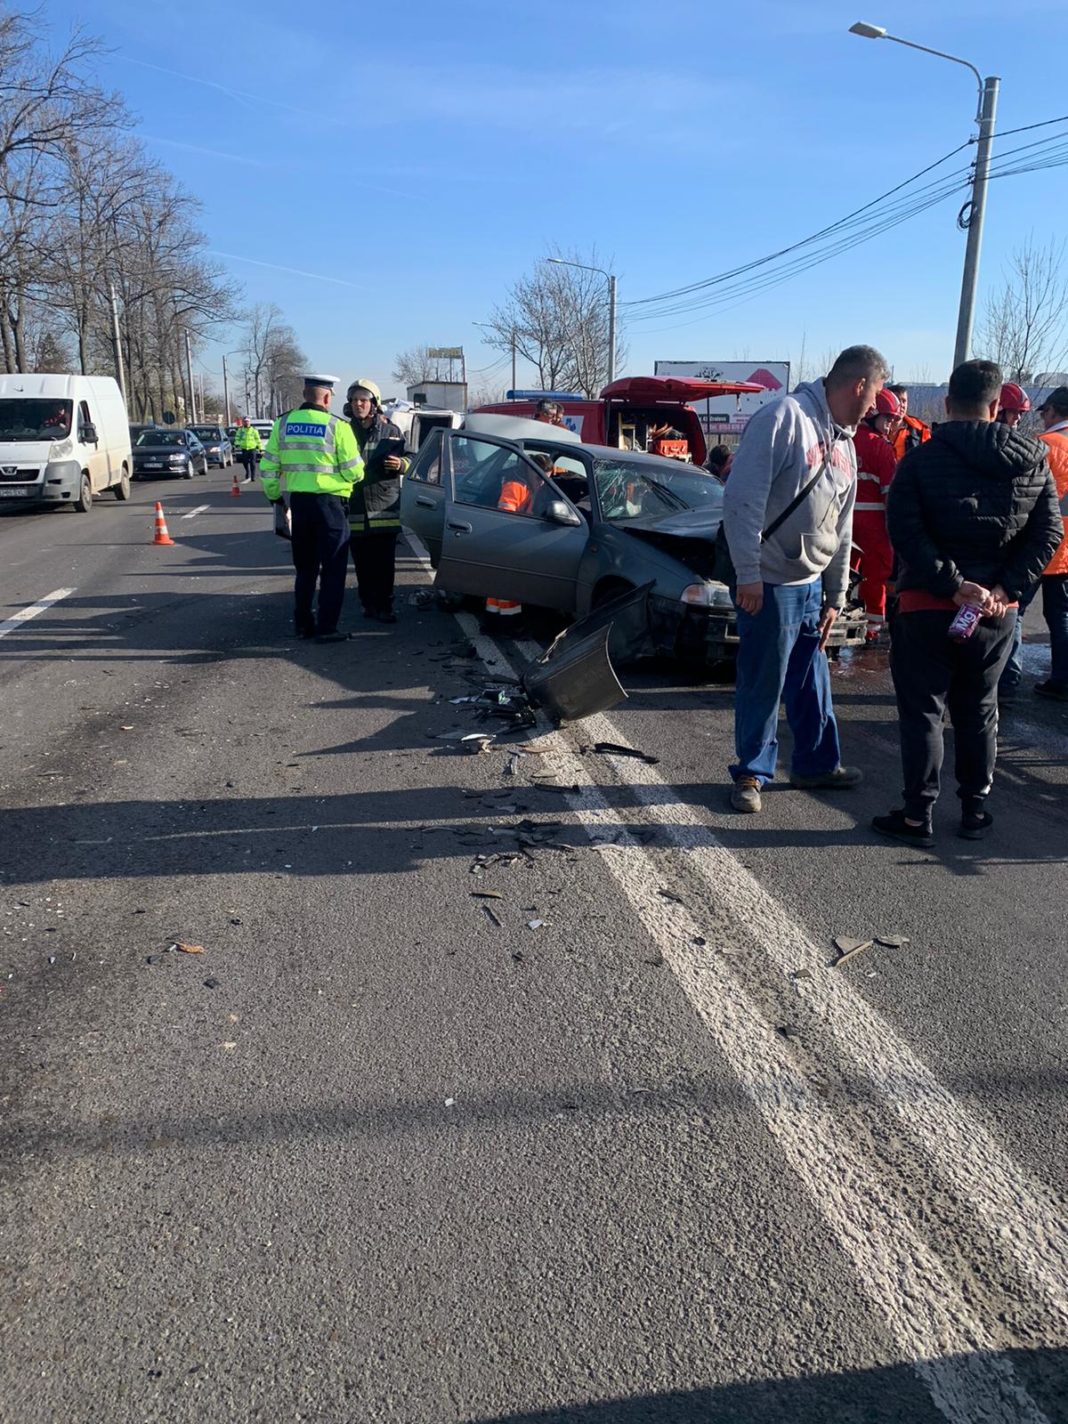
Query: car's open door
[
  {"left": 399, "top": 427, "right": 448, "bottom": 565},
  {"left": 435, "top": 430, "right": 589, "bottom": 613}
]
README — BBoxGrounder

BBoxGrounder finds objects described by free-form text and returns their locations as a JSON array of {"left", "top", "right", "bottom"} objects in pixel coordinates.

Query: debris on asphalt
[
  {"left": 583, "top": 741, "right": 660, "bottom": 766},
  {"left": 203, "top": 977, "right": 221, "bottom": 989},
  {"left": 482, "top": 904, "right": 503, "bottom": 928},
  {"left": 145, "top": 954, "right": 163, "bottom": 965},
  {"left": 692, "top": 936, "right": 707, "bottom": 947},
  {"left": 471, "top": 890, "right": 504, "bottom": 900},
  {"left": 875, "top": 933, "right": 910, "bottom": 948},
  {"left": 777, "top": 1024, "right": 801, "bottom": 1041},
  {"left": 461, "top": 733, "right": 494, "bottom": 754},
  {"left": 173, "top": 941, "right": 205, "bottom": 955},
  {"left": 526, "top": 919, "right": 546, "bottom": 931},
  {"left": 790, "top": 968, "right": 813, "bottom": 980},
  {"left": 658, "top": 889, "right": 686, "bottom": 906},
  {"left": 833, "top": 936, "right": 875, "bottom": 967},
  {"left": 221, "top": 1041, "right": 237, "bottom": 1051},
  {"left": 444, "top": 1097, "right": 456, "bottom": 1107}
]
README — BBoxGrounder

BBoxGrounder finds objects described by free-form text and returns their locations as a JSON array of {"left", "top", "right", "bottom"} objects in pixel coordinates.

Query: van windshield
[{"left": 0, "top": 399, "right": 73, "bottom": 442}]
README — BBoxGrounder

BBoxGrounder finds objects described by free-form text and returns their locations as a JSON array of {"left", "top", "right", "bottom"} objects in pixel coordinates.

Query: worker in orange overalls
[
  {"left": 888, "top": 383, "right": 931, "bottom": 461},
  {"left": 852, "top": 387, "right": 901, "bottom": 643},
  {"left": 482, "top": 456, "right": 543, "bottom": 635}
]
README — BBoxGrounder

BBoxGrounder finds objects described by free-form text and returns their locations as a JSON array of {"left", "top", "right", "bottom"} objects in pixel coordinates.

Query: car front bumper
[{"left": 650, "top": 593, "right": 867, "bottom": 664}]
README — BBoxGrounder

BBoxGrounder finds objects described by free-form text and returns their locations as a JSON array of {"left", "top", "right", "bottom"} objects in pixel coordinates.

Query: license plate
[
  {"left": 0, "top": 487, "right": 29, "bottom": 497},
  {"left": 143, "top": 461, "right": 162, "bottom": 469}
]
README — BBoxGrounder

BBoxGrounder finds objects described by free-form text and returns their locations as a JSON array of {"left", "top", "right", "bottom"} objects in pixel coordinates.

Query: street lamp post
[
  {"left": 849, "top": 22, "right": 999, "bottom": 368},
  {"left": 545, "top": 257, "right": 618, "bottom": 384}
]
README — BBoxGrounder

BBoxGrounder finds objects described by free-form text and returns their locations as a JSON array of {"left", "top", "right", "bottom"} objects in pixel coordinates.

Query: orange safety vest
[
  {"left": 892, "top": 414, "right": 930, "bottom": 462},
  {"left": 498, "top": 477, "right": 533, "bottom": 515},
  {"left": 1041, "top": 428, "right": 1068, "bottom": 575}
]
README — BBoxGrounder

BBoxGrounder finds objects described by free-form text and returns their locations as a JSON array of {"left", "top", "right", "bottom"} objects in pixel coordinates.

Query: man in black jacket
[
  {"left": 874, "top": 359, "right": 1062, "bottom": 846},
  {"left": 345, "top": 379, "right": 409, "bottom": 624}
]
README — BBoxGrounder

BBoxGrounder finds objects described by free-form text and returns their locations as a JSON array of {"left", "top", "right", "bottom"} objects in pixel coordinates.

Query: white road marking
[
  {"left": 0, "top": 587, "right": 76, "bottom": 641},
  {"left": 181, "top": 504, "right": 210, "bottom": 520},
  {"left": 401, "top": 533, "right": 1064, "bottom": 1421}
]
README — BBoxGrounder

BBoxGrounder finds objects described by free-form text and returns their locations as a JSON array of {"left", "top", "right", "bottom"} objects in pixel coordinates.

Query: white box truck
[{"left": 0, "top": 373, "right": 132, "bottom": 511}]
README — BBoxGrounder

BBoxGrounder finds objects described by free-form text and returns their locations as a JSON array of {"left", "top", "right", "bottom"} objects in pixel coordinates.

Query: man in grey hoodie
[{"left": 723, "top": 344, "right": 890, "bottom": 813}]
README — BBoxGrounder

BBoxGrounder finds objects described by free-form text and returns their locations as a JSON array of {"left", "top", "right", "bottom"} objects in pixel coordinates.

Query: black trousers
[
  {"left": 239, "top": 451, "right": 257, "bottom": 480},
  {"left": 289, "top": 493, "right": 350, "bottom": 635},
  {"left": 889, "top": 609, "right": 1016, "bottom": 821},
  {"left": 350, "top": 530, "right": 398, "bottom": 612}
]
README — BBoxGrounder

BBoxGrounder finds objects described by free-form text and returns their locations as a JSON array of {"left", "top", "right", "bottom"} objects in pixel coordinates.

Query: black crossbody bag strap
[{"left": 760, "top": 456, "right": 830, "bottom": 543}]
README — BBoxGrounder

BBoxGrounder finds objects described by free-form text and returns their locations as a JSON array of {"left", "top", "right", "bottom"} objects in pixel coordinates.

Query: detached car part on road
[
  {"left": 132, "top": 428, "right": 209, "bottom": 480},
  {"left": 401, "top": 423, "right": 865, "bottom": 669}
]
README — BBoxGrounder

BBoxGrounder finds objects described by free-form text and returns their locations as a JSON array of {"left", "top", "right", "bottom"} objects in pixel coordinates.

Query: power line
[
  {"left": 623, "top": 140, "right": 971, "bottom": 311},
  {"left": 622, "top": 122, "right": 1068, "bottom": 330}
]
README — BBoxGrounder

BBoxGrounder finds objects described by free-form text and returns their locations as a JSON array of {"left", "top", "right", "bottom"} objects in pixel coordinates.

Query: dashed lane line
[
  {"left": 181, "top": 504, "right": 210, "bottom": 520},
  {"left": 0, "top": 588, "right": 76, "bottom": 641}
]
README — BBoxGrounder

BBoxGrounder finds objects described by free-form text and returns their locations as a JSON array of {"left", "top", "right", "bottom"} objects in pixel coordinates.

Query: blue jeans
[
  {"left": 1000, "top": 576, "right": 1068, "bottom": 690},
  {"left": 998, "top": 582, "right": 1038, "bottom": 691},
  {"left": 731, "top": 581, "right": 841, "bottom": 785}
]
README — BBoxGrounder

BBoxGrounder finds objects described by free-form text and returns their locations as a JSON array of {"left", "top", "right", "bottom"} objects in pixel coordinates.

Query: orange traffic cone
[
  {"left": 230, "top": 467, "right": 241, "bottom": 498},
  {"left": 152, "top": 501, "right": 175, "bottom": 546}
]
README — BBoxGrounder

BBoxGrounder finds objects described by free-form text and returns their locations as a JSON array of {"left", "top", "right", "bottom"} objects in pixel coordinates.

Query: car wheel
[
  {"left": 114, "top": 465, "right": 131, "bottom": 501},
  {"left": 184, "top": 466, "right": 195, "bottom": 479},
  {"left": 73, "top": 472, "right": 93, "bottom": 512}
]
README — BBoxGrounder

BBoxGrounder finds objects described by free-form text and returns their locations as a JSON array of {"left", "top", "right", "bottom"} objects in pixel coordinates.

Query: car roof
[{"left": 520, "top": 435, "right": 712, "bottom": 477}]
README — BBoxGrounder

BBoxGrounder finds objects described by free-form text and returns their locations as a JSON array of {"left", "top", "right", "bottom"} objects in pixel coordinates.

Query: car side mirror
[
  {"left": 81, "top": 423, "right": 98, "bottom": 443},
  {"left": 546, "top": 499, "right": 582, "bottom": 526}
]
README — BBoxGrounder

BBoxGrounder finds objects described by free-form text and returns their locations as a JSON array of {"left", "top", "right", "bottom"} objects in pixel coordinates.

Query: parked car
[
  {"left": 132, "top": 428, "right": 209, "bottom": 480},
  {"left": 188, "top": 424, "right": 233, "bottom": 468},
  {"left": 400, "top": 422, "right": 865, "bottom": 667},
  {"left": 129, "top": 422, "right": 157, "bottom": 444},
  {"left": 0, "top": 373, "right": 131, "bottom": 512}
]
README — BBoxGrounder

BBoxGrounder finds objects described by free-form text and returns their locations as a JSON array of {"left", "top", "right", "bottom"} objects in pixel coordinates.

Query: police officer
[
  {"left": 261, "top": 374, "right": 364, "bottom": 642},
  {"left": 233, "top": 418, "right": 262, "bottom": 482},
  {"left": 344, "top": 379, "right": 409, "bottom": 624}
]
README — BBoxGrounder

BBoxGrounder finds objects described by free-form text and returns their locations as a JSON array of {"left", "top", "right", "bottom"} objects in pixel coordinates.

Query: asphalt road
[{"left": 1, "top": 470, "right": 1066, "bottom": 1424}]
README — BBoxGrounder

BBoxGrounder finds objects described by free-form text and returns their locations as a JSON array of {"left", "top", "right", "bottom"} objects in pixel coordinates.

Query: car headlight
[
  {"left": 168, "top": 453, "right": 188, "bottom": 463},
  {"left": 681, "top": 582, "right": 733, "bottom": 608}
]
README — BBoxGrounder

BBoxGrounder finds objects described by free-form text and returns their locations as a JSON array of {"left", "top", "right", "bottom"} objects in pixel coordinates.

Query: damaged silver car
[{"left": 401, "top": 423, "right": 865, "bottom": 670}]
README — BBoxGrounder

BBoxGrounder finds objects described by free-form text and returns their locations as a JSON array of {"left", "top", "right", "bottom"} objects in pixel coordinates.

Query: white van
[{"left": 0, "top": 373, "right": 132, "bottom": 511}]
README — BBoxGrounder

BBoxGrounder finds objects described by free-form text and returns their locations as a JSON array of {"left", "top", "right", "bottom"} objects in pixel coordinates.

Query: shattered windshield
[{"left": 592, "top": 457, "right": 692, "bottom": 522}]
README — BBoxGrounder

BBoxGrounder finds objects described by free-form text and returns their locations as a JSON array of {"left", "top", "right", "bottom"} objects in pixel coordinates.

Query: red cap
[
  {"left": 999, "top": 382, "right": 1031, "bottom": 413},
  {"left": 874, "top": 388, "right": 902, "bottom": 417}
]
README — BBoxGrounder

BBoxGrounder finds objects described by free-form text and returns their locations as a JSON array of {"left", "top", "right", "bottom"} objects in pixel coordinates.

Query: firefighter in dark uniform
[{"left": 345, "top": 378, "right": 409, "bottom": 623}]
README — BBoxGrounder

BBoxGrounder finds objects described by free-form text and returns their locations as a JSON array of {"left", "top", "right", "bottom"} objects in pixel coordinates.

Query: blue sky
[{"left": 44, "top": 0, "right": 1068, "bottom": 397}]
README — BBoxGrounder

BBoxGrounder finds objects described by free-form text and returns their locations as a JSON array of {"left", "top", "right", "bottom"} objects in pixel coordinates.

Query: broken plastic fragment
[
  {"left": 203, "top": 977, "right": 221, "bottom": 989},
  {"left": 526, "top": 919, "right": 546, "bottom": 930},
  {"left": 875, "top": 933, "right": 909, "bottom": 948},
  {"left": 175, "top": 941, "right": 205, "bottom": 955}
]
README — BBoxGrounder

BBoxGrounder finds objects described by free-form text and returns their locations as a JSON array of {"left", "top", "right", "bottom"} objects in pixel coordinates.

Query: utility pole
[
  {"left": 109, "top": 283, "right": 127, "bottom": 405},
  {"left": 954, "top": 75, "right": 1000, "bottom": 368},
  {"left": 184, "top": 330, "right": 197, "bottom": 423},
  {"left": 511, "top": 327, "right": 517, "bottom": 392},
  {"left": 607, "top": 274, "right": 617, "bottom": 385},
  {"left": 222, "top": 354, "right": 231, "bottom": 426}
]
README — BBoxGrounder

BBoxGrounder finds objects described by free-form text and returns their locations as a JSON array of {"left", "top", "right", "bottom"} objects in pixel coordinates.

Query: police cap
[{"left": 302, "top": 373, "right": 340, "bottom": 390}]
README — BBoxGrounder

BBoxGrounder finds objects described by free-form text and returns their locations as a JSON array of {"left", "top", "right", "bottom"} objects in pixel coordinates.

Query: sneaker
[
  {"left": 790, "top": 765, "right": 863, "bottom": 790},
  {"left": 730, "top": 777, "right": 762, "bottom": 814},
  {"left": 1034, "top": 680, "right": 1068, "bottom": 702},
  {"left": 872, "top": 809, "right": 934, "bottom": 848},
  {"left": 314, "top": 630, "right": 351, "bottom": 643},
  {"left": 959, "top": 809, "right": 993, "bottom": 840}
]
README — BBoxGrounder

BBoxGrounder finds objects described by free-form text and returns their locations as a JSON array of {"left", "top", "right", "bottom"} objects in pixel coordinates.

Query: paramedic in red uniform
[{"left": 852, "top": 387, "right": 901, "bottom": 642}]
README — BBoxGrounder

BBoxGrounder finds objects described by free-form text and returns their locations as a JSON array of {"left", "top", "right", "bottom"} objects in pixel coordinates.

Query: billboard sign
[{"left": 654, "top": 360, "right": 790, "bottom": 435}]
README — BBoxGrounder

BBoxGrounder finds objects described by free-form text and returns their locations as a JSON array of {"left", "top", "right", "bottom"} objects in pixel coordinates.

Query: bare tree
[
  {"left": 392, "top": 345, "right": 436, "bottom": 388},
  {"left": 483, "top": 248, "right": 623, "bottom": 398},
  {"left": 976, "top": 236, "right": 1068, "bottom": 383}
]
